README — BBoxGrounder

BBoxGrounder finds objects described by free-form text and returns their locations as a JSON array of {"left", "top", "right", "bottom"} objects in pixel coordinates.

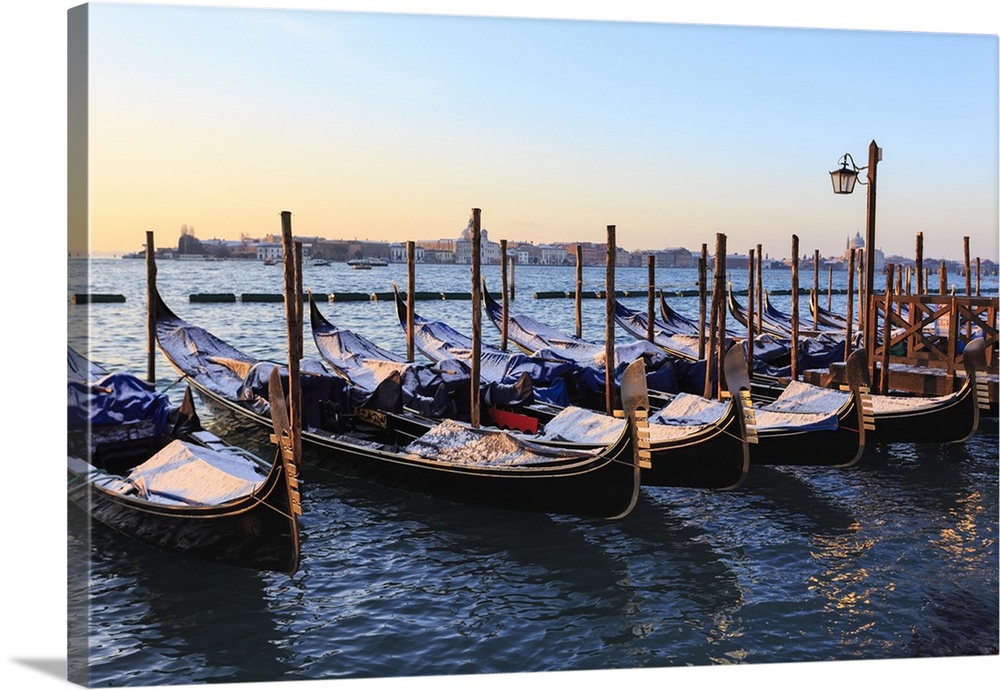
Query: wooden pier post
[
  {"left": 747, "top": 248, "right": 755, "bottom": 376},
  {"left": 406, "top": 241, "right": 415, "bottom": 362},
  {"left": 964, "top": 236, "right": 971, "bottom": 296},
  {"left": 915, "top": 232, "right": 924, "bottom": 294},
  {"left": 698, "top": 243, "right": 708, "bottom": 358},
  {"left": 813, "top": 249, "right": 820, "bottom": 331},
  {"left": 470, "top": 209, "right": 482, "bottom": 428},
  {"left": 145, "top": 230, "right": 157, "bottom": 384},
  {"left": 509, "top": 256, "right": 515, "bottom": 301},
  {"left": 280, "top": 211, "right": 302, "bottom": 460},
  {"left": 500, "top": 238, "right": 509, "bottom": 351},
  {"left": 976, "top": 257, "right": 981, "bottom": 297},
  {"left": 294, "top": 242, "right": 304, "bottom": 358},
  {"left": 715, "top": 234, "right": 728, "bottom": 398},
  {"left": 575, "top": 244, "right": 584, "bottom": 339},
  {"left": 646, "top": 254, "right": 655, "bottom": 343},
  {"left": 790, "top": 235, "right": 800, "bottom": 380},
  {"left": 704, "top": 233, "right": 726, "bottom": 399},
  {"left": 845, "top": 248, "right": 856, "bottom": 362},
  {"left": 605, "top": 225, "right": 616, "bottom": 416},
  {"left": 856, "top": 249, "right": 866, "bottom": 348},
  {"left": 939, "top": 261, "right": 947, "bottom": 296},
  {"left": 880, "top": 263, "right": 894, "bottom": 394},
  {"left": 756, "top": 243, "right": 763, "bottom": 336},
  {"left": 827, "top": 265, "right": 834, "bottom": 310}
]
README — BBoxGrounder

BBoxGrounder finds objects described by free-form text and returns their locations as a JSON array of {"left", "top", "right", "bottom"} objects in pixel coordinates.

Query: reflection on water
[{"left": 69, "top": 259, "right": 998, "bottom": 685}]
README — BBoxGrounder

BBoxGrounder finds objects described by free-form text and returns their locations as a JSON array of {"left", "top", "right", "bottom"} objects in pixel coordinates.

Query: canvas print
[{"left": 65, "top": 2, "right": 998, "bottom": 688}]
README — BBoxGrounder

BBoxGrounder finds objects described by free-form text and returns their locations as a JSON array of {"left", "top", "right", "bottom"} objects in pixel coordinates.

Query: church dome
[{"left": 849, "top": 231, "right": 865, "bottom": 249}]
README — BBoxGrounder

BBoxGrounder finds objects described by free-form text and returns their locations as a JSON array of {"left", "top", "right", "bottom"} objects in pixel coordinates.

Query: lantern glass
[{"left": 830, "top": 165, "right": 858, "bottom": 194}]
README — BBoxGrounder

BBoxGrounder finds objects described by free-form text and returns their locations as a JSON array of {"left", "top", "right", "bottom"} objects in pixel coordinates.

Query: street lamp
[
  {"left": 829, "top": 154, "right": 860, "bottom": 194},
  {"left": 830, "top": 140, "right": 882, "bottom": 379}
]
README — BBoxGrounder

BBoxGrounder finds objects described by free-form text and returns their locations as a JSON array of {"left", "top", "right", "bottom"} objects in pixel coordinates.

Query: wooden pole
[
  {"left": 704, "top": 247, "right": 718, "bottom": 399},
  {"left": 605, "top": 225, "right": 616, "bottom": 416},
  {"left": 812, "top": 249, "right": 820, "bottom": 331},
  {"left": 755, "top": 243, "right": 763, "bottom": 336},
  {"left": 845, "top": 248, "right": 856, "bottom": 362},
  {"left": 280, "top": 211, "right": 302, "bottom": 461},
  {"left": 145, "top": 230, "right": 157, "bottom": 384},
  {"left": 294, "top": 242, "right": 303, "bottom": 358},
  {"left": 509, "top": 256, "right": 515, "bottom": 300},
  {"left": 646, "top": 254, "right": 655, "bottom": 343},
  {"left": 964, "top": 236, "right": 971, "bottom": 296},
  {"left": 880, "top": 263, "right": 894, "bottom": 394},
  {"left": 500, "top": 238, "right": 509, "bottom": 351},
  {"left": 905, "top": 266, "right": 912, "bottom": 295},
  {"left": 939, "top": 260, "right": 947, "bottom": 296},
  {"left": 915, "top": 232, "right": 924, "bottom": 294},
  {"left": 790, "top": 235, "right": 800, "bottom": 380},
  {"left": 697, "top": 243, "right": 708, "bottom": 358},
  {"left": 976, "top": 257, "right": 981, "bottom": 297},
  {"left": 747, "top": 248, "right": 755, "bottom": 376},
  {"left": 704, "top": 233, "right": 725, "bottom": 399},
  {"left": 575, "top": 244, "right": 584, "bottom": 339},
  {"left": 857, "top": 249, "right": 865, "bottom": 342},
  {"left": 862, "top": 140, "right": 880, "bottom": 363},
  {"left": 406, "top": 241, "right": 415, "bottom": 361},
  {"left": 470, "top": 209, "right": 482, "bottom": 428},
  {"left": 715, "top": 234, "right": 728, "bottom": 398},
  {"left": 827, "top": 265, "right": 834, "bottom": 310},
  {"left": 894, "top": 262, "right": 902, "bottom": 298}
]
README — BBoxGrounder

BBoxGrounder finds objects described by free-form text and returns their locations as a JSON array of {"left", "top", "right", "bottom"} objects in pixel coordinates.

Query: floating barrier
[
  {"left": 240, "top": 293, "right": 309, "bottom": 303},
  {"left": 241, "top": 293, "right": 284, "bottom": 303},
  {"left": 533, "top": 288, "right": 851, "bottom": 299},
  {"left": 190, "top": 293, "right": 237, "bottom": 303},
  {"left": 328, "top": 292, "right": 371, "bottom": 302},
  {"left": 70, "top": 293, "right": 126, "bottom": 304}
]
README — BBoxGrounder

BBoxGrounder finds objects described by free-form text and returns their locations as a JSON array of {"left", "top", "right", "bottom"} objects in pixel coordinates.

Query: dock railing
[{"left": 868, "top": 294, "right": 998, "bottom": 377}]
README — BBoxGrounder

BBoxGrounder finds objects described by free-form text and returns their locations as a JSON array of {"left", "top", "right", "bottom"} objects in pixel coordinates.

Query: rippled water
[{"left": 66, "top": 258, "right": 998, "bottom": 686}]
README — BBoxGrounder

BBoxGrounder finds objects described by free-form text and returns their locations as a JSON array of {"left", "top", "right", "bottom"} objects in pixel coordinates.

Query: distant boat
[
  {"left": 347, "top": 258, "right": 387, "bottom": 269},
  {"left": 263, "top": 258, "right": 277, "bottom": 266},
  {"left": 311, "top": 258, "right": 331, "bottom": 266}
]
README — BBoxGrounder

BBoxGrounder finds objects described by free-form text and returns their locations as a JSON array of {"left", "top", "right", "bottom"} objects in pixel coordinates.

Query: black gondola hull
[
  {"left": 193, "top": 383, "right": 640, "bottom": 519},
  {"left": 68, "top": 448, "right": 300, "bottom": 574}
]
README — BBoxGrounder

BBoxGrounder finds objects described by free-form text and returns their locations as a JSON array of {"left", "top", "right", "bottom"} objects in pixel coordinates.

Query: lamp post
[{"left": 830, "top": 140, "right": 881, "bottom": 373}]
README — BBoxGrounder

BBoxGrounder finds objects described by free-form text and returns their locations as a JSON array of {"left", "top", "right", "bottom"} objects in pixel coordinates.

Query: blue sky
[{"left": 71, "top": 1, "right": 999, "bottom": 262}]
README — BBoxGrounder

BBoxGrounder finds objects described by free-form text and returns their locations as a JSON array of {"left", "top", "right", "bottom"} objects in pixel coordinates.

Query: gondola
[
  {"left": 153, "top": 289, "right": 643, "bottom": 519},
  {"left": 483, "top": 285, "right": 871, "bottom": 468},
  {"left": 612, "top": 299, "right": 703, "bottom": 361},
  {"left": 658, "top": 292, "right": 707, "bottom": 337},
  {"left": 386, "top": 290, "right": 753, "bottom": 490},
  {"left": 481, "top": 283, "right": 708, "bottom": 398},
  {"left": 809, "top": 290, "right": 851, "bottom": 331},
  {"left": 852, "top": 339, "right": 987, "bottom": 444},
  {"left": 67, "top": 347, "right": 302, "bottom": 574}
]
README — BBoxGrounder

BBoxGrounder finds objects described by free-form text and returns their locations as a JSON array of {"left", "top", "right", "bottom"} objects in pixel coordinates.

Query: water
[{"left": 66, "top": 258, "right": 998, "bottom": 686}]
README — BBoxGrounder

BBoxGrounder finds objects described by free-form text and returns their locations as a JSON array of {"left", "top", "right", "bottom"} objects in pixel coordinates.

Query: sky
[{"left": 69, "top": 1, "right": 998, "bottom": 262}]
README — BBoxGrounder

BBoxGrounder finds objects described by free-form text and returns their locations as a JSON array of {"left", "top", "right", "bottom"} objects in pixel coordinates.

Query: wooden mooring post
[
  {"left": 755, "top": 243, "right": 763, "bottom": 336},
  {"left": 939, "top": 261, "right": 948, "bottom": 296},
  {"left": 704, "top": 233, "right": 726, "bottom": 399},
  {"left": 280, "top": 211, "right": 303, "bottom": 461},
  {"left": 646, "top": 254, "right": 655, "bottom": 343},
  {"left": 575, "top": 244, "right": 584, "bottom": 339},
  {"left": 812, "top": 249, "right": 820, "bottom": 331},
  {"left": 747, "top": 248, "right": 755, "bottom": 375},
  {"left": 915, "top": 232, "right": 924, "bottom": 294},
  {"left": 698, "top": 243, "right": 708, "bottom": 358},
  {"left": 964, "top": 236, "right": 971, "bottom": 297},
  {"left": 845, "top": 248, "right": 856, "bottom": 362},
  {"left": 145, "top": 230, "right": 157, "bottom": 384},
  {"left": 500, "top": 238, "right": 509, "bottom": 351},
  {"left": 790, "top": 235, "right": 800, "bottom": 380},
  {"left": 406, "top": 241, "right": 415, "bottom": 362},
  {"left": 880, "top": 263, "right": 894, "bottom": 394},
  {"left": 470, "top": 209, "right": 482, "bottom": 428},
  {"left": 605, "top": 225, "right": 616, "bottom": 416},
  {"left": 827, "top": 264, "right": 834, "bottom": 310}
]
